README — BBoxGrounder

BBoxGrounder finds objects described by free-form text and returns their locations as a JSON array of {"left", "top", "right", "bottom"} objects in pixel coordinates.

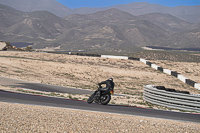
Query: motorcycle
[{"left": 87, "top": 85, "right": 114, "bottom": 105}]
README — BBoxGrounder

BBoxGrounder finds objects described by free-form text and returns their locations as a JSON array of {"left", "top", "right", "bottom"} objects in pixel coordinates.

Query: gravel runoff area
[
  {"left": 0, "top": 51, "right": 200, "bottom": 132},
  {"left": 0, "top": 51, "right": 200, "bottom": 110},
  {"left": 1, "top": 102, "right": 200, "bottom": 133}
]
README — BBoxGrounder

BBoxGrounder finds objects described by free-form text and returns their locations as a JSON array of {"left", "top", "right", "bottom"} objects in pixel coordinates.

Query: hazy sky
[{"left": 56, "top": 0, "right": 200, "bottom": 9}]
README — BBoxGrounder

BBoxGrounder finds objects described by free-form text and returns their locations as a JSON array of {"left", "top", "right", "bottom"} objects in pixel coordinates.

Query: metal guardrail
[{"left": 143, "top": 85, "right": 200, "bottom": 112}]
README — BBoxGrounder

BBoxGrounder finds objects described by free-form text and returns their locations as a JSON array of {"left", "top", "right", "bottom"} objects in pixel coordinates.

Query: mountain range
[
  {"left": 0, "top": 0, "right": 71, "bottom": 17},
  {"left": 1, "top": 0, "right": 200, "bottom": 23},
  {"left": 0, "top": 1, "right": 199, "bottom": 53}
]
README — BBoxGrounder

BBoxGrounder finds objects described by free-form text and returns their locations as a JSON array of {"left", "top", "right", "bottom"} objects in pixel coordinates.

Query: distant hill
[
  {"left": 0, "top": 0, "right": 72, "bottom": 17},
  {"left": 70, "top": 2, "right": 200, "bottom": 23},
  {"left": 0, "top": 4, "right": 24, "bottom": 31},
  {"left": 62, "top": 9, "right": 169, "bottom": 50},
  {"left": 5, "top": 10, "right": 75, "bottom": 39},
  {"left": 155, "top": 29, "right": 200, "bottom": 48},
  {"left": 138, "top": 13, "right": 192, "bottom": 33},
  {"left": 0, "top": 1, "right": 200, "bottom": 23},
  {"left": 0, "top": 4, "right": 199, "bottom": 53},
  {"left": 81, "top": 8, "right": 139, "bottom": 25},
  {"left": 111, "top": 2, "right": 200, "bottom": 23},
  {"left": 0, "top": 4, "right": 76, "bottom": 49}
]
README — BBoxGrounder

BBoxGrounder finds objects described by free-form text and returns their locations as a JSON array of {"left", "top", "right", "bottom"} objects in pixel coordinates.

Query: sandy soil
[
  {"left": 1, "top": 51, "right": 200, "bottom": 132},
  {"left": 151, "top": 60, "right": 200, "bottom": 83},
  {"left": 0, "top": 51, "right": 200, "bottom": 109},
  {"left": 1, "top": 102, "right": 200, "bottom": 133}
]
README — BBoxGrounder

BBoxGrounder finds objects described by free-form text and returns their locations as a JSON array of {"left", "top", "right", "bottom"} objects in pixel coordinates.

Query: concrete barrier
[
  {"left": 0, "top": 42, "right": 6, "bottom": 50},
  {"left": 139, "top": 58, "right": 200, "bottom": 91},
  {"left": 101, "top": 55, "right": 129, "bottom": 60}
]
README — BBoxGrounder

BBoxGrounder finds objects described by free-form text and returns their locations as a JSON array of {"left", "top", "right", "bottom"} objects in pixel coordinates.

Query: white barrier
[
  {"left": 0, "top": 42, "right": 6, "bottom": 50},
  {"left": 195, "top": 83, "right": 200, "bottom": 90},
  {"left": 140, "top": 58, "right": 147, "bottom": 64},
  {"left": 177, "top": 74, "right": 189, "bottom": 83},
  {"left": 163, "top": 69, "right": 172, "bottom": 75},
  {"left": 139, "top": 58, "right": 200, "bottom": 91},
  {"left": 151, "top": 64, "right": 159, "bottom": 70},
  {"left": 101, "top": 55, "right": 128, "bottom": 60}
]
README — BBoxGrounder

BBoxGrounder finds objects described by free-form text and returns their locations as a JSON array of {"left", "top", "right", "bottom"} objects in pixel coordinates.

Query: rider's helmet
[{"left": 108, "top": 78, "right": 113, "bottom": 81}]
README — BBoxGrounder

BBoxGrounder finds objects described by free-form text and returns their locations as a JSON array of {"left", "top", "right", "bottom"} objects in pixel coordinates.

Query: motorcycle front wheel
[
  {"left": 100, "top": 94, "right": 111, "bottom": 105},
  {"left": 87, "top": 93, "right": 95, "bottom": 104}
]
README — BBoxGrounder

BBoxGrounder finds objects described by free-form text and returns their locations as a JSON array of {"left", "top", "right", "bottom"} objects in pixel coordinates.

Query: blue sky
[{"left": 56, "top": 0, "right": 200, "bottom": 9}]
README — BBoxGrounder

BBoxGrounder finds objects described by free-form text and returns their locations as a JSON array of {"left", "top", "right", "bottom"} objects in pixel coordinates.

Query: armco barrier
[{"left": 143, "top": 85, "right": 200, "bottom": 112}]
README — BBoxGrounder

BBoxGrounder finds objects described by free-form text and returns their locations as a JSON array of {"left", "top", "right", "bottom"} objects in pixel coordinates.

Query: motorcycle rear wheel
[{"left": 100, "top": 94, "right": 111, "bottom": 105}]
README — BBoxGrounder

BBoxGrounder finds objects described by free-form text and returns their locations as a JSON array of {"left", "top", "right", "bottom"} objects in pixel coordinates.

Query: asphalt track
[
  {"left": 0, "top": 76, "right": 94, "bottom": 94},
  {"left": 0, "top": 76, "right": 200, "bottom": 123}
]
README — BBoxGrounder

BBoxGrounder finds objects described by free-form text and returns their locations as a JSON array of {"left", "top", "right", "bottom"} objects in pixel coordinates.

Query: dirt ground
[
  {"left": 1, "top": 102, "right": 200, "bottom": 133},
  {"left": 0, "top": 51, "right": 200, "bottom": 109},
  {"left": 1, "top": 51, "right": 200, "bottom": 132},
  {"left": 151, "top": 60, "right": 200, "bottom": 83}
]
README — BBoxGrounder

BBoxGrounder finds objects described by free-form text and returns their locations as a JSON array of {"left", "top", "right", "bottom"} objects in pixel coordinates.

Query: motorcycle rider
[
  {"left": 93, "top": 78, "right": 114, "bottom": 100},
  {"left": 87, "top": 78, "right": 114, "bottom": 104},
  {"left": 98, "top": 78, "right": 115, "bottom": 92}
]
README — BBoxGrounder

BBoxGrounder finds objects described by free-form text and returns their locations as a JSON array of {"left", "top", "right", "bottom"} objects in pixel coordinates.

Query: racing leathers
[{"left": 98, "top": 79, "right": 115, "bottom": 92}]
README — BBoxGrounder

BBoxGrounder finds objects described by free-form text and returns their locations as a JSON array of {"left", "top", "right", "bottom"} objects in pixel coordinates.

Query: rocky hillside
[
  {"left": 0, "top": 4, "right": 199, "bottom": 53},
  {"left": 138, "top": 13, "right": 192, "bottom": 33}
]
